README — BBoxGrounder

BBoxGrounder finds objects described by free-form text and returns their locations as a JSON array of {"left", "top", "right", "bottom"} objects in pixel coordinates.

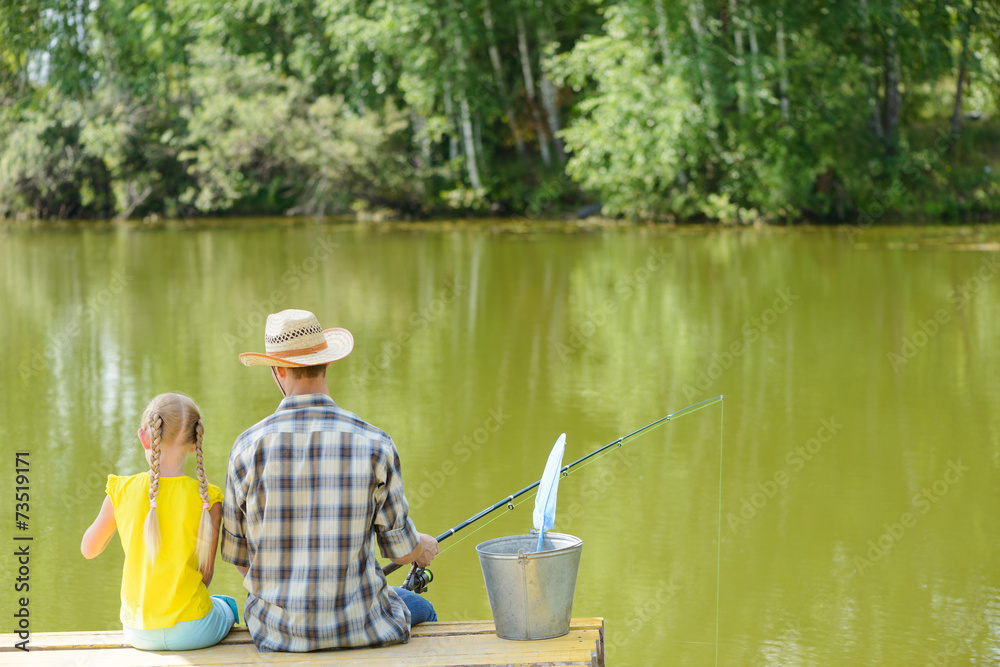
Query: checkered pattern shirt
[{"left": 221, "top": 393, "right": 421, "bottom": 652}]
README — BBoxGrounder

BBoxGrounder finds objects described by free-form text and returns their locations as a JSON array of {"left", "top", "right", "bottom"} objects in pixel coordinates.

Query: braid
[
  {"left": 195, "top": 419, "right": 208, "bottom": 504},
  {"left": 143, "top": 412, "right": 163, "bottom": 566},
  {"left": 194, "top": 418, "right": 215, "bottom": 572}
]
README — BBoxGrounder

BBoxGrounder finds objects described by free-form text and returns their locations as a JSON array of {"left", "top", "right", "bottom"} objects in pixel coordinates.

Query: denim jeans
[{"left": 391, "top": 586, "right": 437, "bottom": 625}]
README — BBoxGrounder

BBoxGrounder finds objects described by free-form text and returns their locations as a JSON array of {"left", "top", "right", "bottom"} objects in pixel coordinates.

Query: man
[{"left": 222, "top": 309, "right": 438, "bottom": 652}]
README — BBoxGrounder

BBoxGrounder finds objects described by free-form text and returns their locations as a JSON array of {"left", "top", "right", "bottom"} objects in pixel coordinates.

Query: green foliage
[
  {"left": 554, "top": 5, "right": 693, "bottom": 220},
  {"left": 287, "top": 97, "right": 425, "bottom": 215},
  {"left": 179, "top": 48, "right": 422, "bottom": 215},
  {"left": 1, "top": 0, "right": 999, "bottom": 222},
  {"left": 178, "top": 50, "right": 300, "bottom": 213},
  {"left": 0, "top": 98, "right": 111, "bottom": 219},
  {"left": 552, "top": 0, "right": 1000, "bottom": 223}
]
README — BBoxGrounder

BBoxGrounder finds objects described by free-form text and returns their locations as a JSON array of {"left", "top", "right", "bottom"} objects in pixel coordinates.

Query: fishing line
[
  {"left": 435, "top": 433, "right": 646, "bottom": 559},
  {"left": 715, "top": 398, "right": 724, "bottom": 667},
  {"left": 435, "top": 493, "right": 535, "bottom": 559},
  {"left": 437, "top": 435, "right": 660, "bottom": 559},
  {"left": 395, "top": 395, "right": 726, "bottom": 568},
  {"left": 434, "top": 438, "right": 640, "bottom": 558}
]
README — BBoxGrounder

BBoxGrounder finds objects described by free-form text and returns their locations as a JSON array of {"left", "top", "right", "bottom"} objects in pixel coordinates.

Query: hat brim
[{"left": 239, "top": 328, "right": 354, "bottom": 368}]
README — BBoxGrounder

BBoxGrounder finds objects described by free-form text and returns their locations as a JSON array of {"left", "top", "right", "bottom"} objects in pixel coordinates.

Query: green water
[{"left": 1, "top": 221, "right": 998, "bottom": 665}]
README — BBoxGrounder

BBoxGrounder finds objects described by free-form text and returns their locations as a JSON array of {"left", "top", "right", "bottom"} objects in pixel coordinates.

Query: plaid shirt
[{"left": 221, "top": 393, "right": 421, "bottom": 652}]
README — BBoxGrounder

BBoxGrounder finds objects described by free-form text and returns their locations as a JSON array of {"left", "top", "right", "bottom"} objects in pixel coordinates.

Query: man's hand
[
  {"left": 414, "top": 533, "right": 438, "bottom": 568},
  {"left": 391, "top": 532, "right": 439, "bottom": 567}
]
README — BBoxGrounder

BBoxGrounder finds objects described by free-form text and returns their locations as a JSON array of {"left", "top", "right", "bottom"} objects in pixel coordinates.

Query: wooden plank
[
  {"left": 2, "top": 619, "right": 606, "bottom": 651},
  {"left": 0, "top": 650, "right": 596, "bottom": 667},
  {"left": 0, "top": 620, "right": 605, "bottom": 667},
  {"left": 0, "top": 642, "right": 598, "bottom": 666},
  {"left": 1, "top": 631, "right": 596, "bottom": 658},
  {"left": 593, "top": 620, "right": 605, "bottom": 667}
]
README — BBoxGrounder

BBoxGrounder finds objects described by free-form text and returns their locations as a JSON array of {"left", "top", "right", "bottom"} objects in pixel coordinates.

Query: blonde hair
[{"left": 140, "top": 393, "right": 215, "bottom": 571}]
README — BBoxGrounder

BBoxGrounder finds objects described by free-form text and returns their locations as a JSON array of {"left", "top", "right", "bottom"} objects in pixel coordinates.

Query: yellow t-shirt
[{"left": 106, "top": 472, "right": 223, "bottom": 629}]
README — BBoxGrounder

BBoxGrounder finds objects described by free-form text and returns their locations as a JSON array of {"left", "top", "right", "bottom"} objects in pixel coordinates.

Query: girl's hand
[{"left": 81, "top": 495, "right": 117, "bottom": 558}]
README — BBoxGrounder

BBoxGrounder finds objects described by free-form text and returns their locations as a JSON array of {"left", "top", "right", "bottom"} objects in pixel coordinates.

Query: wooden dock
[{"left": 1, "top": 618, "right": 604, "bottom": 666}]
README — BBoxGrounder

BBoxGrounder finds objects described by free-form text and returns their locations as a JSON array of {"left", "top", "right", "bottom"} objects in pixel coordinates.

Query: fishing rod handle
[{"left": 381, "top": 526, "right": 457, "bottom": 577}]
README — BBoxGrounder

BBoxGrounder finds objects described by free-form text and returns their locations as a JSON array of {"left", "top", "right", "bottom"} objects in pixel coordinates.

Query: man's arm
[
  {"left": 374, "top": 440, "right": 426, "bottom": 562},
  {"left": 220, "top": 442, "right": 252, "bottom": 575},
  {"left": 389, "top": 533, "right": 439, "bottom": 568}
]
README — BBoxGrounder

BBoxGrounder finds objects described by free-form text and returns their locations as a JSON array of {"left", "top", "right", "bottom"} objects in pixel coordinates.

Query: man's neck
[{"left": 284, "top": 378, "right": 331, "bottom": 397}]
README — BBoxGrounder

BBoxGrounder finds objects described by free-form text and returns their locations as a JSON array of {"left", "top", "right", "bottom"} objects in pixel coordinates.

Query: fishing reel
[{"left": 402, "top": 563, "right": 433, "bottom": 593}]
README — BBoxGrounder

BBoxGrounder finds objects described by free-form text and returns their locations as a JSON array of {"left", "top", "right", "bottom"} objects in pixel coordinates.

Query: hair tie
[
  {"left": 202, "top": 502, "right": 210, "bottom": 510},
  {"left": 150, "top": 499, "right": 157, "bottom": 509}
]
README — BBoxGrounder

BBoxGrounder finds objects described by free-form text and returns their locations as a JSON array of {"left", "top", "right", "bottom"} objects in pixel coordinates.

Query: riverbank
[
  {"left": 1, "top": 117, "right": 997, "bottom": 227},
  {"left": 2, "top": 212, "right": 998, "bottom": 236}
]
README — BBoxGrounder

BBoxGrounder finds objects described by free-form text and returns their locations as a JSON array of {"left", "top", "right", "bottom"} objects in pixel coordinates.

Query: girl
[{"left": 81, "top": 393, "right": 238, "bottom": 650}]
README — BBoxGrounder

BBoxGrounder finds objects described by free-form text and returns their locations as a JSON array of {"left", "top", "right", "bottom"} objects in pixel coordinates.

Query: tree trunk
[
  {"left": 776, "top": 9, "right": 789, "bottom": 122},
  {"left": 517, "top": 11, "right": 552, "bottom": 166},
  {"left": 653, "top": 0, "right": 671, "bottom": 61},
  {"left": 483, "top": 0, "right": 527, "bottom": 158},
  {"left": 949, "top": 0, "right": 977, "bottom": 150},
  {"left": 745, "top": 4, "right": 761, "bottom": 110},
  {"left": 442, "top": 79, "right": 459, "bottom": 162},
  {"left": 459, "top": 91, "right": 483, "bottom": 189},
  {"left": 883, "top": 0, "right": 902, "bottom": 152},
  {"left": 537, "top": 25, "right": 566, "bottom": 164},
  {"left": 858, "top": 0, "right": 884, "bottom": 139},
  {"left": 688, "top": 0, "right": 715, "bottom": 106},
  {"left": 411, "top": 112, "right": 432, "bottom": 168},
  {"left": 728, "top": 0, "right": 745, "bottom": 116},
  {"left": 474, "top": 116, "right": 485, "bottom": 170},
  {"left": 454, "top": 35, "right": 483, "bottom": 189}
]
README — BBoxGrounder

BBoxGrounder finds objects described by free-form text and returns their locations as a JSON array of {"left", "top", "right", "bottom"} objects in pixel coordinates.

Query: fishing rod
[{"left": 386, "top": 395, "right": 723, "bottom": 589}]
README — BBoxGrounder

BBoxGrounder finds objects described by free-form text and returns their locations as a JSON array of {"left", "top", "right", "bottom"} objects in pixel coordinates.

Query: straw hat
[{"left": 239, "top": 309, "right": 353, "bottom": 368}]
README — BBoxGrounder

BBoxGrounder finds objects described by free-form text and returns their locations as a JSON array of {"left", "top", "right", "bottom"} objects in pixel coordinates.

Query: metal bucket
[{"left": 475, "top": 532, "right": 583, "bottom": 640}]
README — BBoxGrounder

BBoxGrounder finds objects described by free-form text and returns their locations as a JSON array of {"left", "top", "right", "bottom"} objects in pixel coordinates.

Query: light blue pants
[{"left": 123, "top": 595, "right": 238, "bottom": 651}]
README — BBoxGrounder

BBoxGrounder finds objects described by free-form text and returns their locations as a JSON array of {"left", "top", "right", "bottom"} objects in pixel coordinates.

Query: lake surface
[{"left": 1, "top": 220, "right": 998, "bottom": 665}]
